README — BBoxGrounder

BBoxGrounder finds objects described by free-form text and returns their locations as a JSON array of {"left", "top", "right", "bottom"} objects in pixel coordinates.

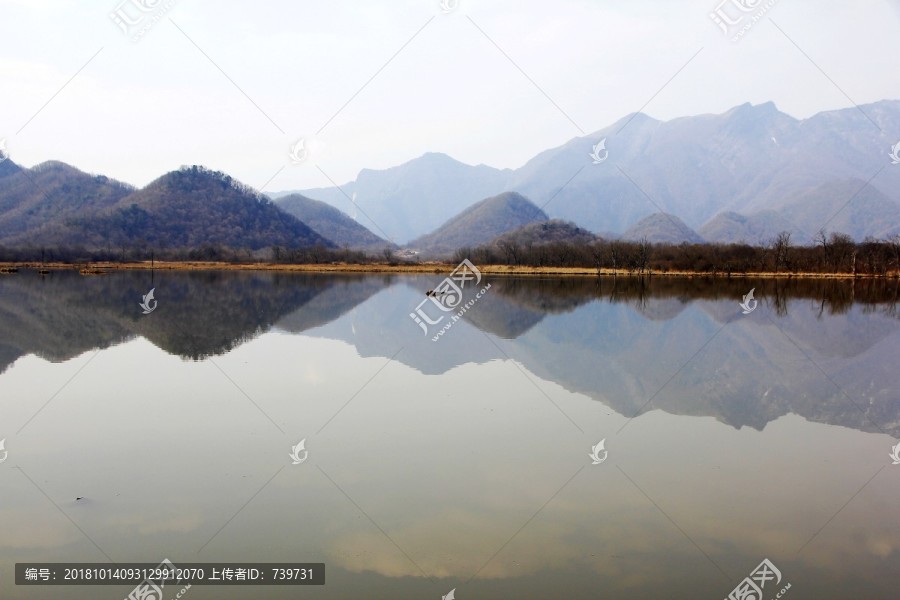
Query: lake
[{"left": 1, "top": 269, "right": 898, "bottom": 599}]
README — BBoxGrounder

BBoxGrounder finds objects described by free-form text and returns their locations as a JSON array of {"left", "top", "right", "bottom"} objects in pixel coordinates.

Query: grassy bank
[{"left": 2, "top": 260, "right": 898, "bottom": 279}]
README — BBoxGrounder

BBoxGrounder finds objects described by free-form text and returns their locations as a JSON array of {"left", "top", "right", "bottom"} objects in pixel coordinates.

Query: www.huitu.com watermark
[
  {"left": 109, "top": 0, "right": 178, "bottom": 43},
  {"left": 409, "top": 259, "right": 491, "bottom": 342},
  {"left": 724, "top": 558, "right": 790, "bottom": 600},
  {"left": 709, "top": 0, "right": 779, "bottom": 42},
  {"left": 125, "top": 558, "right": 191, "bottom": 600}
]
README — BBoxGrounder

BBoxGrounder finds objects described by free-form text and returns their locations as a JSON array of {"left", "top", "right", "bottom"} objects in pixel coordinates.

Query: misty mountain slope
[
  {"left": 699, "top": 210, "right": 800, "bottom": 245},
  {"left": 717, "top": 101, "right": 900, "bottom": 221},
  {"left": 622, "top": 213, "right": 704, "bottom": 244},
  {"left": 293, "top": 153, "right": 512, "bottom": 244},
  {"left": 276, "top": 193, "right": 390, "bottom": 252},
  {"left": 408, "top": 191, "right": 548, "bottom": 257},
  {"left": 776, "top": 179, "right": 900, "bottom": 241},
  {"left": 282, "top": 100, "right": 900, "bottom": 241},
  {"left": 502, "top": 104, "right": 798, "bottom": 230},
  {"left": 515, "top": 101, "right": 900, "bottom": 235},
  {"left": 505, "top": 112, "right": 664, "bottom": 233}
]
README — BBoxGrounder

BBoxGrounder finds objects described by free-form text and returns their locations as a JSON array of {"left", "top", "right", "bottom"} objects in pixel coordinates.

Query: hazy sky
[{"left": 1, "top": 0, "right": 898, "bottom": 192}]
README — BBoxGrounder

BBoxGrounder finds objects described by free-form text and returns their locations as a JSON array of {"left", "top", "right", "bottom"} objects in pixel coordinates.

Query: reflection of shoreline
[{"left": 2, "top": 261, "right": 898, "bottom": 278}]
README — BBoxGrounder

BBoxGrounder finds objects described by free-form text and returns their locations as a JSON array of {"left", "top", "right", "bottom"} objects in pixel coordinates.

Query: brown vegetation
[
  {"left": 3, "top": 230, "right": 899, "bottom": 278},
  {"left": 455, "top": 230, "right": 900, "bottom": 277}
]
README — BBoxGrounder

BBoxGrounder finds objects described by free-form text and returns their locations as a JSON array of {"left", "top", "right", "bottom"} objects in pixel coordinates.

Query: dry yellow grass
[{"left": 1, "top": 260, "right": 897, "bottom": 279}]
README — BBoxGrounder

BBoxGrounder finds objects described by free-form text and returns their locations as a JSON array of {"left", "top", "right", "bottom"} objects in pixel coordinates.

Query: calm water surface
[{"left": 1, "top": 269, "right": 898, "bottom": 599}]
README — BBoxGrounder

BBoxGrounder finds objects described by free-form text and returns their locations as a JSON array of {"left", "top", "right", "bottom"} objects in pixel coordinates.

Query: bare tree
[
  {"left": 497, "top": 240, "right": 521, "bottom": 265},
  {"left": 636, "top": 237, "right": 651, "bottom": 274},
  {"left": 829, "top": 232, "right": 854, "bottom": 273},
  {"left": 608, "top": 241, "right": 626, "bottom": 272},
  {"left": 772, "top": 231, "right": 792, "bottom": 272},
  {"left": 590, "top": 241, "right": 606, "bottom": 274},
  {"left": 889, "top": 234, "right": 900, "bottom": 274},
  {"left": 815, "top": 229, "right": 829, "bottom": 271}
]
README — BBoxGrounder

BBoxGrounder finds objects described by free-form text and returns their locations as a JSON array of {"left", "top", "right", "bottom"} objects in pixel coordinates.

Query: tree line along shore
[{"left": 2, "top": 231, "right": 899, "bottom": 277}]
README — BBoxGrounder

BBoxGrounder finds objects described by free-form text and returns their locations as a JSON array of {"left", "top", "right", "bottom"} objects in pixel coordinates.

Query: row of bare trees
[
  {"left": 454, "top": 231, "right": 900, "bottom": 276},
  {"left": 5, "top": 230, "right": 900, "bottom": 276}
]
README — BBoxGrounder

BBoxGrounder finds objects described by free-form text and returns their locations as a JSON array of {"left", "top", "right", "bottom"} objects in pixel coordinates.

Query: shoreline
[{"left": 1, "top": 261, "right": 898, "bottom": 279}]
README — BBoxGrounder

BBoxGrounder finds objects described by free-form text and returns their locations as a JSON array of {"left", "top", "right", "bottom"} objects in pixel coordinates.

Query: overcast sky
[{"left": 1, "top": 0, "right": 898, "bottom": 192}]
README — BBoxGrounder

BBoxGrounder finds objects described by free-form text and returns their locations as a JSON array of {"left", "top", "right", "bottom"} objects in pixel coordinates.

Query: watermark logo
[
  {"left": 289, "top": 139, "right": 308, "bottom": 164},
  {"left": 890, "top": 141, "right": 900, "bottom": 165},
  {"left": 442, "top": 589, "right": 456, "bottom": 600},
  {"left": 439, "top": 0, "right": 459, "bottom": 14},
  {"left": 0, "top": 439, "right": 7, "bottom": 464},
  {"left": 288, "top": 136, "right": 326, "bottom": 165},
  {"left": 740, "top": 288, "right": 757, "bottom": 314},
  {"left": 709, "top": 0, "right": 779, "bottom": 42},
  {"left": 589, "top": 439, "right": 608, "bottom": 465},
  {"left": 140, "top": 288, "right": 158, "bottom": 314},
  {"left": 589, "top": 139, "right": 608, "bottom": 164},
  {"left": 0, "top": 138, "right": 8, "bottom": 163},
  {"left": 109, "top": 0, "right": 178, "bottom": 43},
  {"left": 290, "top": 439, "right": 308, "bottom": 465},
  {"left": 890, "top": 442, "right": 900, "bottom": 465},
  {"left": 725, "top": 558, "right": 790, "bottom": 600},
  {"left": 409, "top": 259, "right": 492, "bottom": 341},
  {"left": 125, "top": 558, "right": 190, "bottom": 600}
]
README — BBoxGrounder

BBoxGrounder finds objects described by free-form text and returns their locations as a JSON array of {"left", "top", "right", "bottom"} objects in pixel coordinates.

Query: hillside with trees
[
  {"left": 1, "top": 165, "right": 332, "bottom": 254},
  {"left": 0, "top": 161, "right": 134, "bottom": 243}
]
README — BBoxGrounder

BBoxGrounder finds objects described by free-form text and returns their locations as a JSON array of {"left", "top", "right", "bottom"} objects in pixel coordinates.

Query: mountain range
[
  {"left": 280, "top": 100, "right": 900, "bottom": 246},
  {"left": 2, "top": 100, "right": 899, "bottom": 254}
]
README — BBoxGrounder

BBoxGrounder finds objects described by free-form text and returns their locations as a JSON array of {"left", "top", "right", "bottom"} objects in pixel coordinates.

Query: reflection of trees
[
  {"left": 772, "top": 280, "right": 789, "bottom": 317},
  {"left": 883, "top": 279, "right": 900, "bottom": 318},
  {"left": 484, "top": 275, "right": 900, "bottom": 320},
  {"left": 607, "top": 275, "right": 651, "bottom": 312}
]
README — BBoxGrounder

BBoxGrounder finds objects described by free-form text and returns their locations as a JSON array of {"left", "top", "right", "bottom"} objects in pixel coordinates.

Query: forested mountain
[
  {"left": 491, "top": 220, "right": 598, "bottom": 248},
  {"left": 1, "top": 166, "right": 332, "bottom": 251},
  {"left": 0, "top": 157, "right": 21, "bottom": 179},
  {"left": 0, "top": 161, "right": 133, "bottom": 243}
]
